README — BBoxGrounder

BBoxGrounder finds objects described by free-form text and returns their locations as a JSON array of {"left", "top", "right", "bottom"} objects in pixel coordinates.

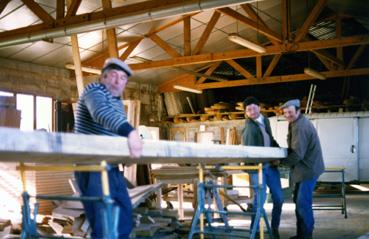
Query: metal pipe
[{"left": 0, "top": 0, "right": 256, "bottom": 48}]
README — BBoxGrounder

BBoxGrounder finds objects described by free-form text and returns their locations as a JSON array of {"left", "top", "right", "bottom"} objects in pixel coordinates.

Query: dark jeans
[
  {"left": 293, "top": 176, "right": 318, "bottom": 238},
  {"left": 75, "top": 167, "right": 133, "bottom": 239},
  {"left": 251, "top": 164, "right": 284, "bottom": 230}
]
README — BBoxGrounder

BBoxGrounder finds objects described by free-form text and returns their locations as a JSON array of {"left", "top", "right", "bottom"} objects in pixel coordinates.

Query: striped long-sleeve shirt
[{"left": 74, "top": 82, "right": 134, "bottom": 137}]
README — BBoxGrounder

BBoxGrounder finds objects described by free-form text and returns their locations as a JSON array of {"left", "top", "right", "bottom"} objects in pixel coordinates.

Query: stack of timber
[{"left": 0, "top": 96, "right": 21, "bottom": 128}]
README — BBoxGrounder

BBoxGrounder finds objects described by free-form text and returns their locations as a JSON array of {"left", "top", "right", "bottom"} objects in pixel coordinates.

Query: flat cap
[
  {"left": 102, "top": 57, "right": 132, "bottom": 77},
  {"left": 280, "top": 99, "right": 300, "bottom": 109}
]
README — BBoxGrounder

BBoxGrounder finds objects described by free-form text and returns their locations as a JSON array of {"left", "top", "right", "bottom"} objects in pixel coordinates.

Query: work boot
[{"left": 272, "top": 228, "right": 280, "bottom": 239}]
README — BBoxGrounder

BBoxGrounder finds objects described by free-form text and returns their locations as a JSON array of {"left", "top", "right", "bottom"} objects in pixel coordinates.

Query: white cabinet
[{"left": 359, "top": 118, "right": 369, "bottom": 181}]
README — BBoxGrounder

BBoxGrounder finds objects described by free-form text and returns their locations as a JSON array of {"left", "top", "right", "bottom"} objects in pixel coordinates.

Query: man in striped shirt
[{"left": 74, "top": 58, "right": 142, "bottom": 239}]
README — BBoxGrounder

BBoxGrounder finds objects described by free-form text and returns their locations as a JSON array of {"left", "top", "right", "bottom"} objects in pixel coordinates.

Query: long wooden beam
[
  {"left": 120, "top": 39, "right": 142, "bottom": 60},
  {"left": 0, "top": 0, "right": 251, "bottom": 47},
  {"left": 347, "top": 45, "right": 366, "bottom": 70},
  {"left": 196, "top": 67, "right": 369, "bottom": 90},
  {"left": 149, "top": 33, "right": 181, "bottom": 58},
  {"left": 65, "top": 0, "right": 82, "bottom": 18},
  {"left": 225, "top": 59, "right": 253, "bottom": 78},
  {"left": 0, "top": 127, "right": 286, "bottom": 165},
  {"left": 281, "top": 0, "right": 290, "bottom": 42},
  {"left": 263, "top": 54, "right": 281, "bottom": 77},
  {"left": 102, "top": 0, "right": 119, "bottom": 58},
  {"left": 183, "top": 16, "right": 191, "bottom": 56},
  {"left": 56, "top": 0, "right": 65, "bottom": 20},
  {"left": 193, "top": 11, "right": 221, "bottom": 55},
  {"left": 128, "top": 35, "right": 369, "bottom": 70},
  {"left": 218, "top": 7, "right": 282, "bottom": 43},
  {"left": 294, "top": 0, "right": 327, "bottom": 43},
  {"left": 197, "top": 62, "right": 222, "bottom": 84},
  {"left": 22, "top": 0, "right": 55, "bottom": 26}
]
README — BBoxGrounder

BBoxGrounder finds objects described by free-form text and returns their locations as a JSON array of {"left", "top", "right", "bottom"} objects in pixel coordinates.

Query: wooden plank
[
  {"left": 101, "top": 0, "right": 118, "bottom": 58},
  {"left": 183, "top": 16, "right": 191, "bottom": 56},
  {"left": 241, "top": 4, "right": 279, "bottom": 45},
  {"left": 347, "top": 44, "right": 366, "bottom": 69},
  {"left": 263, "top": 54, "right": 281, "bottom": 77},
  {"left": 218, "top": 7, "right": 282, "bottom": 43},
  {"left": 196, "top": 61, "right": 221, "bottom": 84},
  {"left": 22, "top": 0, "right": 55, "bottom": 26},
  {"left": 149, "top": 33, "right": 181, "bottom": 58},
  {"left": 294, "top": 0, "right": 327, "bottom": 43},
  {"left": 226, "top": 59, "right": 253, "bottom": 78},
  {"left": 0, "top": 127, "right": 286, "bottom": 165},
  {"left": 193, "top": 11, "right": 221, "bottom": 55},
  {"left": 70, "top": 35, "right": 84, "bottom": 96}
]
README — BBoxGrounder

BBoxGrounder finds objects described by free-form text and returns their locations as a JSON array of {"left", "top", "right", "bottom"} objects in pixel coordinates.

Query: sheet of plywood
[{"left": 0, "top": 127, "right": 286, "bottom": 165}]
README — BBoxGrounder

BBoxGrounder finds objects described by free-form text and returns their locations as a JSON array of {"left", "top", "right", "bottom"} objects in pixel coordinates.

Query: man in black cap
[
  {"left": 281, "top": 99, "right": 325, "bottom": 239},
  {"left": 74, "top": 58, "right": 142, "bottom": 238},
  {"left": 242, "top": 96, "right": 283, "bottom": 239}
]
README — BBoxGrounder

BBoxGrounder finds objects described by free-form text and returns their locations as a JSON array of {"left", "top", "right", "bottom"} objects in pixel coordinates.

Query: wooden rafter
[
  {"left": 183, "top": 16, "right": 191, "bottom": 56},
  {"left": 218, "top": 7, "right": 282, "bottom": 43},
  {"left": 312, "top": 50, "right": 344, "bottom": 68},
  {"left": 102, "top": 0, "right": 118, "bottom": 58},
  {"left": 128, "top": 34, "right": 369, "bottom": 71},
  {"left": 281, "top": 0, "right": 290, "bottom": 42},
  {"left": 0, "top": 0, "right": 11, "bottom": 16},
  {"left": 256, "top": 56, "right": 262, "bottom": 78},
  {"left": 120, "top": 39, "right": 142, "bottom": 60},
  {"left": 22, "top": 0, "right": 55, "bottom": 26},
  {"left": 241, "top": 4, "right": 279, "bottom": 45},
  {"left": 294, "top": 0, "right": 327, "bottom": 43},
  {"left": 71, "top": 35, "right": 84, "bottom": 96},
  {"left": 196, "top": 67, "right": 369, "bottom": 90},
  {"left": 193, "top": 11, "right": 221, "bottom": 55},
  {"left": 149, "top": 33, "right": 181, "bottom": 58},
  {"left": 65, "top": 0, "right": 82, "bottom": 18},
  {"left": 313, "top": 52, "right": 334, "bottom": 70},
  {"left": 197, "top": 62, "right": 222, "bottom": 84},
  {"left": 347, "top": 44, "right": 366, "bottom": 69},
  {"left": 56, "top": 0, "right": 65, "bottom": 20},
  {"left": 263, "top": 54, "right": 281, "bottom": 77},
  {"left": 225, "top": 59, "right": 253, "bottom": 78}
]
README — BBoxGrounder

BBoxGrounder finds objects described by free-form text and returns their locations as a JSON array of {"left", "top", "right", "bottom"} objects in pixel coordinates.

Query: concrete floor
[
  {"left": 180, "top": 193, "right": 369, "bottom": 239},
  {"left": 278, "top": 194, "right": 369, "bottom": 239}
]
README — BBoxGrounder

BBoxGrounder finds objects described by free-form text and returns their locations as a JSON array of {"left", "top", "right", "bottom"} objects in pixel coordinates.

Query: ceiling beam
[
  {"left": 22, "top": 0, "right": 55, "bottom": 26},
  {"left": 65, "top": 0, "right": 82, "bottom": 18},
  {"left": 225, "top": 59, "right": 253, "bottom": 78},
  {"left": 241, "top": 4, "right": 279, "bottom": 45},
  {"left": 256, "top": 56, "right": 262, "bottom": 78},
  {"left": 183, "top": 16, "right": 191, "bottom": 56},
  {"left": 218, "top": 7, "right": 282, "bottom": 43},
  {"left": 0, "top": 0, "right": 11, "bottom": 16},
  {"left": 294, "top": 0, "right": 327, "bottom": 43},
  {"left": 193, "top": 11, "right": 221, "bottom": 55},
  {"left": 197, "top": 62, "right": 222, "bottom": 84},
  {"left": 347, "top": 44, "right": 366, "bottom": 70},
  {"left": 149, "top": 33, "right": 181, "bottom": 58},
  {"left": 0, "top": 0, "right": 251, "bottom": 48},
  {"left": 120, "top": 39, "right": 142, "bottom": 61},
  {"left": 336, "top": 16, "right": 343, "bottom": 67},
  {"left": 102, "top": 0, "right": 118, "bottom": 58},
  {"left": 127, "top": 35, "right": 369, "bottom": 70},
  {"left": 196, "top": 67, "right": 369, "bottom": 90},
  {"left": 263, "top": 54, "right": 281, "bottom": 77},
  {"left": 56, "top": 0, "right": 65, "bottom": 20}
]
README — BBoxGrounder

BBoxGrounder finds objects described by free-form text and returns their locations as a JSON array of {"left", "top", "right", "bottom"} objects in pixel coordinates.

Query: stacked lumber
[{"left": 0, "top": 96, "right": 21, "bottom": 128}]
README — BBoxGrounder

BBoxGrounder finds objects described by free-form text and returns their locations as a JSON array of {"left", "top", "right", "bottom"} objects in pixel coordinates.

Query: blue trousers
[
  {"left": 293, "top": 176, "right": 318, "bottom": 238},
  {"left": 75, "top": 167, "right": 133, "bottom": 239},
  {"left": 251, "top": 164, "right": 284, "bottom": 230}
]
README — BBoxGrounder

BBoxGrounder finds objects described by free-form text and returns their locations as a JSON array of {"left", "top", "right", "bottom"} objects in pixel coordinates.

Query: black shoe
[{"left": 272, "top": 229, "right": 280, "bottom": 239}]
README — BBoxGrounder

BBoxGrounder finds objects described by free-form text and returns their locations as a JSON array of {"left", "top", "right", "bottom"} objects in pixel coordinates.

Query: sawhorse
[
  {"left": 188, "top": 164, "right": 274, "bottom": 239},
  {"left": 17, "top": 160, "right": 119, "bottom": 239}
]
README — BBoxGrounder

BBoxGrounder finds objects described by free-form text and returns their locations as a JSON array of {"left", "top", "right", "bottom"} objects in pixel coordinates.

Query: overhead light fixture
[
  {"left": 304, "top": 67, "right": 326, "bottom": 80},
  {"left": 173, "top": 85, "right": 202, "bottom": 94},
  {"left": 228, "top": 33, "right": 266, "bottom": 53}
]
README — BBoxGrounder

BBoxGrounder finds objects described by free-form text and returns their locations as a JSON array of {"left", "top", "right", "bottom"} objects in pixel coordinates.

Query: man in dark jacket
[
  {"left": 242, "top": 96, "right": 283, "bottom": 239},
  {"left": 281, "top": 99, "right": 325, "bottom": 239}
]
